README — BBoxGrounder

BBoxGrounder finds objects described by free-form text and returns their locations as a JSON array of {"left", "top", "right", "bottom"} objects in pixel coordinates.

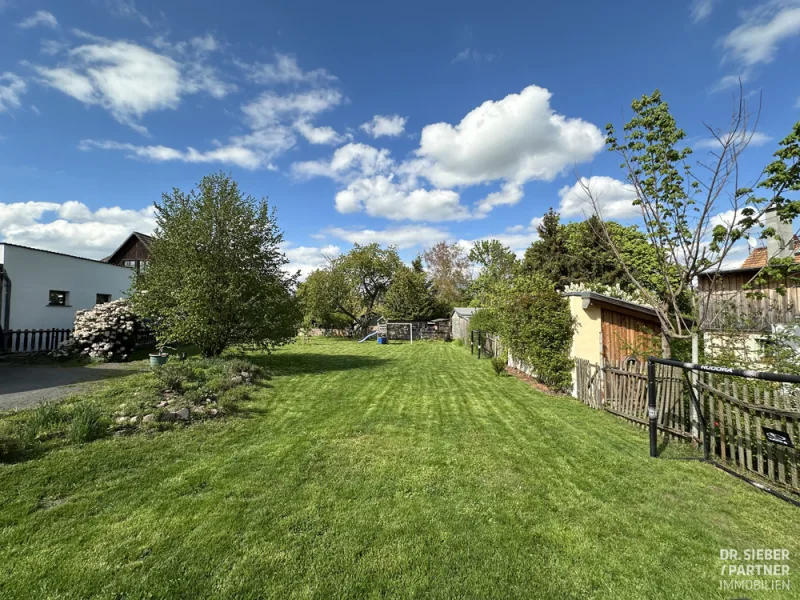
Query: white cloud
[
  {"left": 474, "top": 184, "right": 524, "bottom": 217},
  {"left": 292, "top": 143, "right": 393, "bottom": 182},
  {"left": 0, "top": 73, "right": 26, "bottom": 112},
  {"left": 559, "top": 176, "right": 639, "bottom": 219},
  {"left": 334, "top": 176, "right": 469, "bottom": 222},
  {"left": 722, "top": 1, "right": 800, "bottom": 67},
  {"left": 17, "top": 10, "right": 58, "bottom": 29},
  {"left": 326, "top": 226, "right": 450, "bottom": 249},
  {"left": 695, "top": 130, "right": 772, "bottom": 149},
  {"left": 78, "top": 139, "right": 264, "bottom": 169},
  {"left": 451, "top": 48, "right": 498, "bottom": 63},
  {"left": 242, "top": 53, "right": 337, "bottom": 85},
  {"left": 294, "top": 119, "right": 345, "bottom": 145},
  {"left": 713, "top": 72, "right": 751, "bottom": 92},
  {"left": 242, "top": 89, "right": 343, "bottom": 129},
  {"left": 416, "top": 85, "right": 604, "bottom": 188},
  {"left": 360, "top": 114, "right": 407, "bottom": 138},
  {"left": 690, "top": 0, "right": 717, "bottom": 23},
  {"left": 30, "top": 36, "right": 232, "bottom": 133},
  {"left": 281, "top": 243, "right": 341, "bottom": 279},
  {"left": 104, "top": 0, "right": 151, "bottom": 27},
  {"left": 0, "top": 200, "right": 156, "bottom": 258}
]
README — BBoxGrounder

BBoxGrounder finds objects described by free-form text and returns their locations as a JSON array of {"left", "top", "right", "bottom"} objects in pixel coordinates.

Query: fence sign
[{"left": 762, "top": 427, "right": 794, "bottom": 448}]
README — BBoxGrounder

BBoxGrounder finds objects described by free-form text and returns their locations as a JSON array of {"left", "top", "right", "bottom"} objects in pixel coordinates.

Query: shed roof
[
  {"left": 564, "top": 291, "right": 659, "bottom": 320},
  {"left": 102, "top": 231, "right": 154, "bottom": 263},
  {"left": 452, "top": 307, "right": 479, "bottom": 319}
]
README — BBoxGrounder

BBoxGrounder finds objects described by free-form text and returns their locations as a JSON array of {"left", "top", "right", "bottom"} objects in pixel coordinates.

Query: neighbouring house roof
[
  {"left": 102, "top": 231, "right": 153, "bottom": 263},
  {"left": 564, "top": 291, "right": 659, "bottom": 320},
  {"left": 740, "top": 239, "right": 800, "bottom": 269},
  {"left": 452, "top": 307, "right": 479, "bottom": 319},
  {"left": 0, "top": 242, "right": 129, "bottom": 268}
]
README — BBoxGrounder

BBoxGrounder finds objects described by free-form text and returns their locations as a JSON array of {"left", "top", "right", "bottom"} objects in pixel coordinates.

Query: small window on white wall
[
  {"left": 96, "top": 294, "right": 111, "bottom": 304},
  {"left": 48, "top": 290, "right": 69, "bottom": 306}
]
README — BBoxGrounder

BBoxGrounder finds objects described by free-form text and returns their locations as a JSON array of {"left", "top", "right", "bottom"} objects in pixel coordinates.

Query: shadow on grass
[{"left": 249, "top": 353, "right": 389, "bottom": 377}]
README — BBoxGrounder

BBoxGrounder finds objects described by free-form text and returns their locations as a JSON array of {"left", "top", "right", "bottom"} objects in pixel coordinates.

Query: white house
[{"left": 0, "top": 243, "right": 133, "bottom": 332}]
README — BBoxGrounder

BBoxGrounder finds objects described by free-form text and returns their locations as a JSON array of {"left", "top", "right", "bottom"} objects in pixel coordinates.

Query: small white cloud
[
  {"left": 360, "top": 114, "right": 406, "bottom": 138},
  {"left": 294, "top": 119, "right": 345, "bottom": 145},
  {"left": 695, "top": 130, "right": 772, "bottom": 149},
  {"left": 559, "top": 176, "right": 639, "bottom": 220},
  {"left": 240, "top": 53, "right": 337, "bottom": 85},
  {"left": 281, "top": 243, "right": 341, "bottom": 279},
  {"left": 0, "top": 200, "right": 156, "bottom": 258},
  {"left": 242, "top": 89, "right": 343, "bottom": 129},
  {"left": 326, "top": 226, "right": 451, "bottom": 249},
  {"left": 474, "top": 184, "right": 524, "bottom": 217},
  {"left": 291, "top": 143, "right": 393, "bottom": 182},
  {"left": 334, "top": 176, "right": 469, "bottom": 222},
  {"left": 690, "top": 0, "right": 717, "bottom": 23},
  {"left": 29, "top": 36, "right": 232, "bottom": 133},
  {"left": 104, "top": 0, "right": 151, "bottom": 27},
  {"left": 79, "top": 139, "right": 265, "bottom": 169},
  {"left": 0, "top": 73, "right": 26, "bottom": 112},
  {"left": 722, "top": 1, "right": 800, "bottom": 67},
  {"left": 451, "top": 48, "right": 498, "bottom": 63},
  {"left": 17, "top": 10, "right": 58, "bottom": 29}
]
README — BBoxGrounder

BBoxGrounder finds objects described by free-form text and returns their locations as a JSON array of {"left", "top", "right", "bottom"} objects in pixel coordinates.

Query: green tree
[
  {"left": 468, "top": 239, "right": 516, "bottom": 332},
  {"left": 297, "top": 270, "right": 353, "bottom": 333},
  {"left": 596, "top": 89, "right": 781, "bottom": 354},
  {"left": 131, "top": 173, "right": 300, "bottom": 357},
  {"left": 300, "top": 244, "right": 401, "bottom": 337},
  {"left": 522, "top": 209, "right": 574, "bottom": 289},
  {"left": 383, "top": 265, "right": 435, "bottom": 321},
  {"left": 423, "top": 241, "right": 472, "bottom": 311}
]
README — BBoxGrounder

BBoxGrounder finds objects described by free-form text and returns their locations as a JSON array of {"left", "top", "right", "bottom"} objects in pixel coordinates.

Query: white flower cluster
[
  {"left": 564, "top": 282, "right": 651, "bottom": 307},
  {"left": 58, "top": 299, "right": 139, "bottom": 362}
]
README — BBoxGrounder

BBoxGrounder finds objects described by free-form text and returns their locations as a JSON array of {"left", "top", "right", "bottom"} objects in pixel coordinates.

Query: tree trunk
[{"left": 661, "top": 333, "right": 671, "bottom": 359}]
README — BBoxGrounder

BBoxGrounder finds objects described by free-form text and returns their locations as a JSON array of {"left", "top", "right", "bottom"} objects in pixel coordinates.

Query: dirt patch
[{"left": 504, "top": 366, "right": 564, "bottom": 396}]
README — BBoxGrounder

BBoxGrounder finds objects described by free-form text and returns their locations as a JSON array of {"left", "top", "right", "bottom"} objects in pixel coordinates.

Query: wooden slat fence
[
  {"left": 0, "top": 328, "right": 72, "bottom": 353},
  {"left": 575, "top": 357, "right": 800, "bottom": 495},
  {"left": 698, "top": 373, "right": 799, "bottom": 494}
]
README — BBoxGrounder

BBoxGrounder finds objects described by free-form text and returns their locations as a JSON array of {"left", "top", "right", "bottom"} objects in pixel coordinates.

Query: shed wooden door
[{"left": 601, "top": 308, "right": 660, "bottom": 363}]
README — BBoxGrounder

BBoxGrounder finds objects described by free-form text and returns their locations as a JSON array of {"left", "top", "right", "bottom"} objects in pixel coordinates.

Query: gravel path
[{"left": 0, "top": 363, "right": 146, "bottom": 412}]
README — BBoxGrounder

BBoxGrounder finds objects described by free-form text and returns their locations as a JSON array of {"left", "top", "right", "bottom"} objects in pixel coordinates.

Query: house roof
[
  {"left": 0, "top": 242, "right": 130, "bottom": 268},
  {"left": 564, "top": 291, "right": 659, "bottom": 320},
  {"left": 452, "top": 307, "right": 479, "bottom": 319},
  {"left": 102, "top": 231, "right": 153, "bottom": 263},
  {"left": 739, "top": 239, "right": 800, "bottom": 269}
]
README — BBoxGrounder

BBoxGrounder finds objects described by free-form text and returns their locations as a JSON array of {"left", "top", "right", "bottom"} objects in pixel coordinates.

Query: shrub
[
  {"left": 491, "top": 355, "right": 506, "bottom": 376},
  {"left": 62, "top": 299, "right": 141, "bottom": 362},
  {"left": 153, "top": 362, "right": 197, "bottom": 393},
  {"left": 68, "top": 402, "right": 108, "bottom": 443},
  {"left": 0, "top": 428, "right": 23, "bottom": 461},
  {"left": 28, "top": 403, "right": 65, "bottom": 433},
  {"left": 223, "top": 358, "right": 265, "bottom": 381}
]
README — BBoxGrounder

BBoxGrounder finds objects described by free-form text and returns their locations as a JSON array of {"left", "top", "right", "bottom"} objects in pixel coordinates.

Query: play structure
[{"left": 358, "top": 317, "right": 420, "bottom": 344}]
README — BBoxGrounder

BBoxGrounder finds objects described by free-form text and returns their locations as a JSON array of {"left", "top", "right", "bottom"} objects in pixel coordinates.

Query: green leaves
[{"left": 131, "top": 172, "right": 300, "bottom": 357}]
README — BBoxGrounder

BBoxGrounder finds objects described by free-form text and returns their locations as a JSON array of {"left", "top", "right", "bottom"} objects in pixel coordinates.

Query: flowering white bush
[
  {"left": 564, "top": 282, "right": 651, "bottom": 308},
  {"left": 56, "top": 299, "right": 140, "bottom": 362}
]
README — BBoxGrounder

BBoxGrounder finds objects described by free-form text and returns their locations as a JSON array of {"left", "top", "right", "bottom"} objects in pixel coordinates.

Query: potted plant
[{"left": 149, "top": 344, "right": 173, "bottom": 369}]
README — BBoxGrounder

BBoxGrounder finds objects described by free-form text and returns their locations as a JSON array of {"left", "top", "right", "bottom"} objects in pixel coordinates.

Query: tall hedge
[{"left": 499, "top": 271, "right": 576, "bottom": 391}]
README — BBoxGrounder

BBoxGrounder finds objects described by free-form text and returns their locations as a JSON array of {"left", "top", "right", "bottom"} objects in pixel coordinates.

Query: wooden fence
[
  {"left": 574, "top": 357, "right": 800, "bottom": 495},
  {"left": 0, "top": 328, "right": 156, "bottom": 354},
  {"left": 0, "top": 328, "right": 72, "bottom": 353}
]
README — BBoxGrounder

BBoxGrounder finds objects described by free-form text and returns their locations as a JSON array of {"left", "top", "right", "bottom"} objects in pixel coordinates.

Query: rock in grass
[
  {"left": 142, "top": 414, "right": 155, "bottom": 423},
  {"left": 175, "top": 408, "right": 190, "bottom": 421}
]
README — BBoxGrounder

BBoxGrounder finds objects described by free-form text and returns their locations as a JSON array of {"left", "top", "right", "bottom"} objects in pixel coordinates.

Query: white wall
[{"left": 1, "top": 244, "right": 133, "bottom": 331}]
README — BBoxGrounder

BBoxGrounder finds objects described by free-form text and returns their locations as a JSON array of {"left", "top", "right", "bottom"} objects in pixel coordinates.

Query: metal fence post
[
  {"left": 477, "top": 331, "right": 482, "bottom": 359},
  {"left": 647, "top": 358, "right": 658, "bottom": 458}
]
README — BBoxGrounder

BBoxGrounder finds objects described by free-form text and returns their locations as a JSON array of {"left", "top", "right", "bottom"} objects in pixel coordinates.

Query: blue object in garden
[{"left": 377, "top": 336, "right": 386, "bottom": 344}]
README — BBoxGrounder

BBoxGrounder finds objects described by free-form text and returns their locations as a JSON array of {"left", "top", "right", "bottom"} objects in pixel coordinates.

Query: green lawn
[{"left": 1, "top": 339, "right": 797, "bottom": 599}]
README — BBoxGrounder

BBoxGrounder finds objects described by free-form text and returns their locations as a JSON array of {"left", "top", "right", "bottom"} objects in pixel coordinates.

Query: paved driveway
[{"left": 0, "top": 363, "right": 145, "bottom": 412}]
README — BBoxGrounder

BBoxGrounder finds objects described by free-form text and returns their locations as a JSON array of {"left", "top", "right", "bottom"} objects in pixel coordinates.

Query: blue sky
[{"left": 1, "top": 0, "right": 799, "bottom": 274}]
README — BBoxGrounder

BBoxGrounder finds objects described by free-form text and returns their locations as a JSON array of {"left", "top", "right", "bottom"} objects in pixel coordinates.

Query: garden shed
[
  {"left": 564, "top": 291, "right": 662, "bottom": 367},
  {"left": 450, "top": 307, "right": 479, "bottom": 343}
]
